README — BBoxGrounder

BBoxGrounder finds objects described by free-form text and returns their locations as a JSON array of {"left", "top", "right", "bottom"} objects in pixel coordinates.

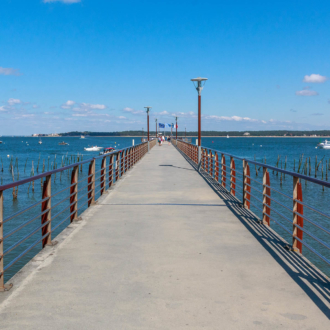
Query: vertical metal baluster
[
  {"left": 230, "top": 157, "right": 236, "bottom": 196},
  {"left": 262, "top": 167, "right": 271, "bottom": 225},
  {"left": 292, "top": 177, "right": 304, "bottom": 253},
  {"left": 41, "top": 175, "right": 52, "bottom": 247},
  {"left": 70, "top": 166, "right": 78, "bottom": 221},
  {"left": 100, "top": 157, "right": 106, "bottom": 195},
  {"left": 109, "top": 154, "right": 114, "bottom": 188}
]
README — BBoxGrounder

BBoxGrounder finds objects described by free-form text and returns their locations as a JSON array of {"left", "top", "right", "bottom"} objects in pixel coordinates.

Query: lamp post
[
  {"left": 175, "top": 117, "right": 178, "bottom": 139},
  {"left": 191, "top": 77, "right": 208, "bottom": 146},
  {"left": 155, "top": 118, "right": 157, "bottom": 138},
  {"left": 144, "top": 107, "right": 152, "bottom": 142}
]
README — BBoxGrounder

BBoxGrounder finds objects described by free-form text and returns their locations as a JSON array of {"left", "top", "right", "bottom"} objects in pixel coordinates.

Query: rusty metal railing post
[
  {"left": 70, "top": 166, "right": 79, "bottom": 222},
  {"left": 221, "top": 154, "right": 226, "bottom": 188},
  {"left": 108, "top": 154, "right": 114, "bottom": 188},
  {"left": 293, "top": 177, "right": 304, "bottom": 253},
  {"left": 215, "top": 152, "right": 219, "bottom": 181},
  {"left": 121, "top": 151, "right": 125, "bottom": 176},
  {"left": 115, "top": 153, "right": 119, "bottom": 182},
  {"left": 88, "top": 159, "right": 95, "bottom": 206},
  {"left": 41, "top": 175, "right": 52, "bottom": 247},
  {"left": 243, "top": 161, "right": 251, "bottom": 209},
  {"left": 230, "top": 157, "right": 236, "bottom": 196},
  {"left": 262, "top": 167, "right": 271, "bottom": 225},
  {"left": 100, "top": 157, "right": 106, "bottom": 195},
  {"left": 210, "top": 151, "right": 213, "bottom": 177}
]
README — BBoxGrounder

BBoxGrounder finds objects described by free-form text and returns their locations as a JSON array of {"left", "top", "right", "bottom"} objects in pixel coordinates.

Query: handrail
[
  {"left": 173, "top": 139, "right": 330, "bottom": 273},
  {"left": 0, "top": 139, "right": 157, "bottom": 291}
]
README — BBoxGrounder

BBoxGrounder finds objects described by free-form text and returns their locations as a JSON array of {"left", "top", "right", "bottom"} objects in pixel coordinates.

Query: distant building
[{"left": 243, "top": 132, "right": 250, "bottom": 136}]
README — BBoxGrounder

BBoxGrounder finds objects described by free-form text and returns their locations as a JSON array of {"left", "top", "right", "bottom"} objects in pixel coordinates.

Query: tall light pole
[
  {"left": 175, "top": 117, "right": 178, "bottom": 139},
  {"left": 191, "top": 77, "right": 208, "bottom": 146},
  {"left": 155, "top": 118, "right": 157, "bottom": 138},
  {"left": 144, "top": 107, "right": 152, "bottom": 142}
]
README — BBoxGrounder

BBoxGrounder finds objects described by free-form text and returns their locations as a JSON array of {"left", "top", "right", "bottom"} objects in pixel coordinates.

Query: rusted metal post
[
  {"left": 41, "top": 175, "right": 52, "bottom": 247},
  {"left": 210, "top": 151, "right": 213, "bottom": 177},
  {"left": 293, "top": 177, "right": 304, "bottom": 253},
  {"left": 262, "top": 167, "right": 271, "bottom": 225},
  {"left": 108, "top": 154, "right": 114, "bottom": 188},
  {"left": 221, "top": 154, "right": 226, "bottom": 188},
  {"left": 244, "top": 162, "right": 251, "bottom": 209},
  {"left": 230, "top": 157, "right": 236, "bottom": 196},
  {"left": 121, "top": 150, "right": 125, "bottom": 176},
  {"left": 88, "top": 159, "right": 95, "bottom": 206},
  {"left": 100, "top": 157, "right": 106, "bottom": 195},
  {"left": 115, "top": 153, "right": 119, "bottom": 182},
  {"left": 70, "top": 166, "right": 79, "bottom": 222},
  {"left": 215, "top": 152, "right": 219, "bottom": 181}
]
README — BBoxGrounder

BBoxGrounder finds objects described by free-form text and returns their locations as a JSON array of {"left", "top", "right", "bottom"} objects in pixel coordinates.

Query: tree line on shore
[{"left": 58, "top": 130, "right": 330, "bottom": 137}]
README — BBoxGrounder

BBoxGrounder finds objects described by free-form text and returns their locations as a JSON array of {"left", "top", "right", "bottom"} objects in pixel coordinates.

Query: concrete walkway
[{"left": 0, "top": 144, "right": 329, "bottom": 329}]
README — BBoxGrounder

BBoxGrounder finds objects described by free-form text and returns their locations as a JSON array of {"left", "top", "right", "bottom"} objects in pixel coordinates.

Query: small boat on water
[
  {"left": 59, "top": 141, "right": 69, "bottom": 146},
  {"left": 99, "top": 147, "right": 115, "bottom": 155},
  {"left": 84, "top": 146, "right": 103, "bottom": 151},
  {"left": 317, "top": 140, "right": 330, "bottom": 149},
  {"left": 0, "top": 141, "right": 2, "bottom": 144},
  {"left": 80, "top": 135, "right": 85, "bottom": 139},
  {"left": 38, "top": 138, "right": 42, "bottom": 145},
  {"left": 227, "top": 135, "right": 229, "bottom": 138}
]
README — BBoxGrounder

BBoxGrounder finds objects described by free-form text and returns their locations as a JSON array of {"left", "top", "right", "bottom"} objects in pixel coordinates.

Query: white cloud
[
  {"left": 0, "top": 106, "right": 6, "bottom": 111},
  {"left": 72, "top": 114, "right": 87, "bottom": 117},
  {"left": 7, "top": 98, "right": 21, "bottom": 106},
  {"left": 303, "top": 74, "right": 327, "bottom": 83},
  {"left": 43, "top": 0, "right": 81, "bottom": 3},
  {"left": 295, "top": 89, "right": 319, "bottom": 96},
  {"left": 0, "top": 67, "right": 20, "bottom": 76},
  {"left": 122, "top": 107, "right": 144, "bottom": 115},
  {"left": 81, "top": 103, "right": 106, "bottom": 110},
  {"left": 203, "top": 115, "right": 259, "bottom": 122}
]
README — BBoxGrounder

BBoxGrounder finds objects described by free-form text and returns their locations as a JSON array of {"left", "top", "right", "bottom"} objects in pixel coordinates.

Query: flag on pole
[
  {"left": 159, "top": 123, "right": 165, "bottom": 128},
  {"left": 174, "top": 124, "right": 178, "bottom": 128}
]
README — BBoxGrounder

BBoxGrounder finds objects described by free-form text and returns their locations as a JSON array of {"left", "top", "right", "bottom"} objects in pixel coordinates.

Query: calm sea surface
[{"left": 0, "top": 136, "right": 329, "bottom": 280}]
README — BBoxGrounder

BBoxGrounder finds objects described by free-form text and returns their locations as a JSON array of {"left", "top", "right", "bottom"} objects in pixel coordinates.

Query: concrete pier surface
[{"left": 0, "top": 144, "right": 329, "bottom": 329}]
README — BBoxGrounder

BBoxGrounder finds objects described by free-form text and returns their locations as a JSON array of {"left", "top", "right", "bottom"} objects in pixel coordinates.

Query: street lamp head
[
  {"left": 144, "top": 106, "right": 152, "bottom": 114},
  {"left": 191, "top": 77, "right": 208, "bottom": 95},
  {"left": 191, "top": 77, "right": 208, "bottom": 82}
]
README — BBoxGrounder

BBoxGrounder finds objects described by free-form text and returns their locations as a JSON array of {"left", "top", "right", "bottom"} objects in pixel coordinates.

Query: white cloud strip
[
  {"left": 295, "top": 90, "right": 319, "bottom": 96},
  {"left": 303, "top": 74, "right": 327, "bottom": 83},
  {"left": 0, "top": 67, "right": 20, "bottom": 76},
  {"left": 43, "top": 0, "right": 81, "bottom": 3}
]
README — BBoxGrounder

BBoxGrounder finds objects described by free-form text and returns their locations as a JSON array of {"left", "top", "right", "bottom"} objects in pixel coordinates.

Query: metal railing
[
  {"left": 0, "top": 139, "right": 156, "bottom": 291},
  {"left": 174, "top": 139, "right": 330, "bottom": 273}
]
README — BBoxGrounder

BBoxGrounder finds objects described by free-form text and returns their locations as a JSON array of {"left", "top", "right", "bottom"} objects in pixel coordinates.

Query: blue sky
[{"left": 1, "top": 0, "right": 330, "bottom": 134}]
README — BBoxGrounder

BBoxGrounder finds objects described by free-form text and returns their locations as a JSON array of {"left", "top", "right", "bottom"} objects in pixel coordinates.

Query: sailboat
[
  {"left": 227, "top": 135, "right": 229, "bottom": 138},
  {"left": 38, "top": 138, "right": 42, "bottom": 145}
]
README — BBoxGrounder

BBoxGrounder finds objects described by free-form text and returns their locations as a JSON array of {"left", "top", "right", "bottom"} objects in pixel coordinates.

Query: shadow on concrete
[
  {"left": 101, "top": 203, "right": 226, "bottom": 207},
  {"left": 159, "top": 164, "right": 194, "bottom": 171},
  {"left": 175, "top": 146, "right": 330, "bottom": 319}
]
